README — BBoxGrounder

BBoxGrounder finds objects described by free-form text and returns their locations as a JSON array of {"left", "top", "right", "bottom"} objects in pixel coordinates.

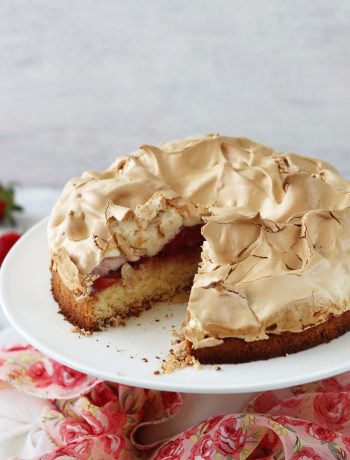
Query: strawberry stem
[{"left": 0, "top": 183, "right": 23, "bottom": 225}]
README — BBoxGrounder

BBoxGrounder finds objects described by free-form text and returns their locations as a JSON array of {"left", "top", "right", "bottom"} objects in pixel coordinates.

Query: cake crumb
[
  {"left": 212, "top": 365, "right": 222, "bottom": 371},
  {"left": 110, "top": 318, "right": 126, "bottom": 327},
  {"left": 153, "top": 370, "right": 160, "bottom": 375},
  {"left": 71, "top": 326, "right": 92, "bottom": 336},
  {"left": 142, "top": 358, "right": 148, "bottom": 363},
  {"left": 158, "top": 337, "right": 201, "bottom": 374}
]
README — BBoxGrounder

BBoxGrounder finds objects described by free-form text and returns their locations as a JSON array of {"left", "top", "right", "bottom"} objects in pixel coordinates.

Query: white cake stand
[{"left": 1, "top": 218, "right": 350, "bottom": 439}]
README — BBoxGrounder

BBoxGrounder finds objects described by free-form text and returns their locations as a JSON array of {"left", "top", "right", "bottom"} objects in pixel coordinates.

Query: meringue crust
[{"left": 48, "top": 134, "right": 350, "bottom": 363}]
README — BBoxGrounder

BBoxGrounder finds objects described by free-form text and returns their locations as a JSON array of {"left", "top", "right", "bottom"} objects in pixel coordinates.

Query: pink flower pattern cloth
[{"left": 1, "top": 344, "right": 350, "bottom": 459}]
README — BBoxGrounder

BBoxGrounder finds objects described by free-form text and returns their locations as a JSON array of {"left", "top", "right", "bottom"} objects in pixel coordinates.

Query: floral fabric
[
  {"left": 2, "top": 344, "right": 350, "bottom": 459},
  {"left": 0, "top": 344, "right": 99, "bottom": 399}
]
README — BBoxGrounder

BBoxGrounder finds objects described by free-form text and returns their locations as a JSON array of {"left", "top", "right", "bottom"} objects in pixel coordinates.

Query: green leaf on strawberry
[{"left": 0, "top": 183, "right": 23, "bottom": 225}]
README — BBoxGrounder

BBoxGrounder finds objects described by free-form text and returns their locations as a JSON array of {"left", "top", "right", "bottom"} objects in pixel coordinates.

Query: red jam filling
[
  {"left": 92, "top": 272, "right": 121, "bottom": 291},
  {"left": 92, "top": 224, "right": 203, "bottom": 292},
  {"left": 157, "top": 224, "right": 203, "bottom": 257}
]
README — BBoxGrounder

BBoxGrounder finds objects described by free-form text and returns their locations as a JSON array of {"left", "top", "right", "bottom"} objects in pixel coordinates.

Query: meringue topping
[{"left": 48, "top": 134, "right": 350, "bottom": 342}]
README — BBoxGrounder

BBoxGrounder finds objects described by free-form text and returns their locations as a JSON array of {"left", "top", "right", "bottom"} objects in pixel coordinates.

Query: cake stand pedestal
[{"left": 138, "top": 391, "right": 256, "bottom": 443}]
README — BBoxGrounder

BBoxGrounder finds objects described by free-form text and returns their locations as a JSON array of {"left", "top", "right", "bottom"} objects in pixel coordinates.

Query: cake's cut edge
[
  {"left": 189, "top": 309, "right": 350, "bottom": 364},
  {"left": 52, "top": 248, "right": 201, "bottom": 332},
  {"left": 52, "top": 270, "right": 100, "bottom": 331}
]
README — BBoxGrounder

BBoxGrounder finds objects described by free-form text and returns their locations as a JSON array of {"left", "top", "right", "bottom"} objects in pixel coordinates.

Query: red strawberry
[
  {"left": 0, "top": 232, "right": 21, "bottom": 266},
  {"left": 0, "top": 184, "right": 23, "bottom": 224},
  {"left": 0, "top": 200, "right": 5, "bottom": 221}
]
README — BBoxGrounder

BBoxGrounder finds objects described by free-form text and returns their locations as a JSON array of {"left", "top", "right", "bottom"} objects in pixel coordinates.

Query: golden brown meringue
[{"left": 48, "top": 134, "right": 350, "bottom": 342}]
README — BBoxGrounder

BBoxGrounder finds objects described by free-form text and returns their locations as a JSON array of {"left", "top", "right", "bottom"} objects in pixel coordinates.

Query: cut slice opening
[{"left": 52, "top": 224, "right": 204, "bottom": 331}]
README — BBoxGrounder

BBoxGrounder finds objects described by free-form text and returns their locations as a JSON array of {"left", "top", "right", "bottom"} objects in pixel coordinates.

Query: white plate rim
[{"left": 2, "top": 218, "right": 350, "bottom": 394}]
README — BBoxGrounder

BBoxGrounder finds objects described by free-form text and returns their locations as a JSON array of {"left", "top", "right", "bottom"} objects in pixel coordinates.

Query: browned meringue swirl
[{"left": 48, "top": 134, "right": 350, "bottom": 343}]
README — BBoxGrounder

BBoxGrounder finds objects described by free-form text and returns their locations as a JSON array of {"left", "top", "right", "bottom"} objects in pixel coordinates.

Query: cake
[{"left": 48, "top": 134, "right": 350, "bottom": 364}]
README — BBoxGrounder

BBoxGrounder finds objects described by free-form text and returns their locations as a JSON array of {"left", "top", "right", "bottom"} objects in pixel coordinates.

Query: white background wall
[{"left": 1, "top": 0, "right": 350, "bottom": 186}]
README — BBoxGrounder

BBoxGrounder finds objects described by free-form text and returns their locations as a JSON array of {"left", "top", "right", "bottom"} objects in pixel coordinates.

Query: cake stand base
[{"left": 138, "top": 391, "right": 257, "bottom": 444}]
